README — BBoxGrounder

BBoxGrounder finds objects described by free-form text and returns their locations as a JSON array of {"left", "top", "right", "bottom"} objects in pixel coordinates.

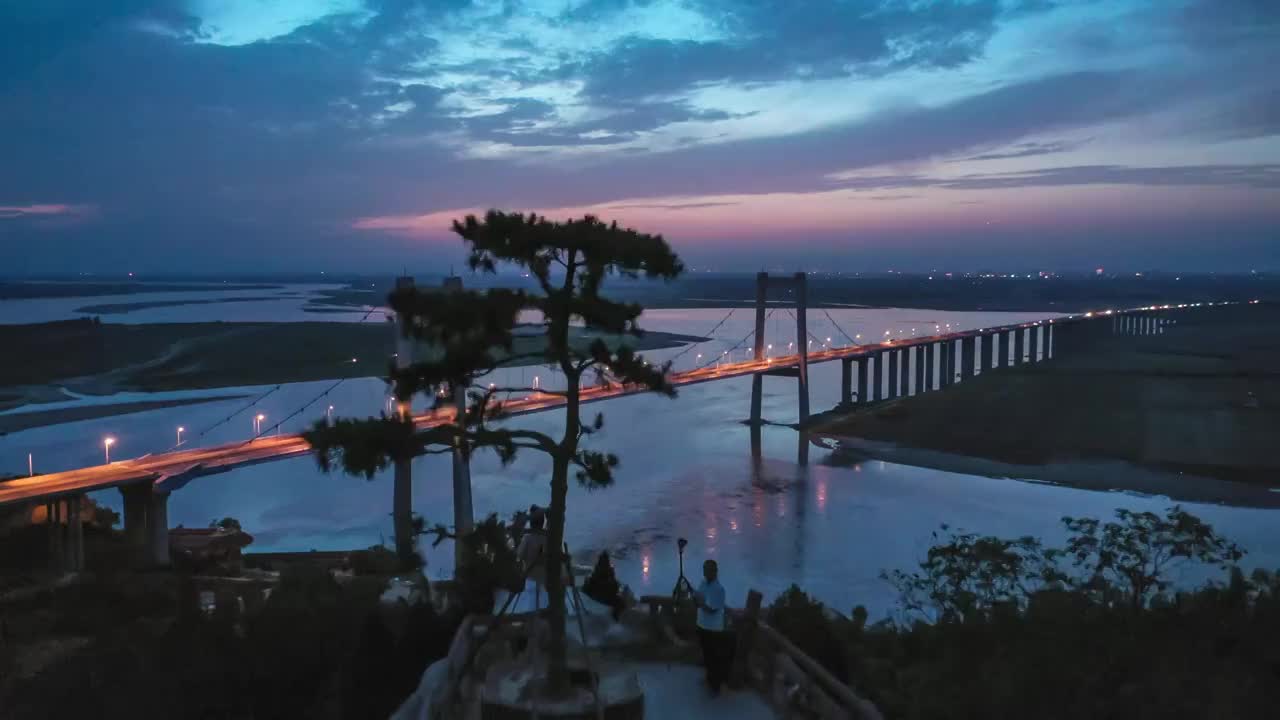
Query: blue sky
[{"left": 1, "top": 0, "right": 1277, "bottom": 273}]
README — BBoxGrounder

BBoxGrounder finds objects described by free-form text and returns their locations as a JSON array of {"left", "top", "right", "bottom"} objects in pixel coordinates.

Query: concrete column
[
  {"left": 1028, "top": 325, "right": 1040, "bottom": 362},
  {"left": 978, "top": 335, "right": 992, "bottom": 373},
  {"left": 67, "top": 494, "right": 84, "bottom": 573},
  {"left": 924, "top": 343, "right": 935, "bottom": 390},
  {"left": 887, "top": 350, "right": 899, "bottom": 399},
  {"left": 856, "top": 357, "right": 869, "bottom": 403},
  {"left": 914, "top": 346, "right": 926, "bottom": 394},
  {"left": 750, "top": 373, "right": 763, "bottom": 420},
  {"left": 149, "top": 490, "right": 170, "bottom": 568},
  {"left": 938, "top": 342, "right": 951, "bottom": 387},
  {"left": 995, "top": 331, "right": 1008, "bottom": 369},
  {"left": 753, "top": 272, "right": 767, "bottom": 361},
  {"left": 794, "top": 272, "right": 810, "bottom": 424},
  {"left": 960, "top": 336, "right": 976, "bottom": 379},
  {"left": 1013, "top": 328, "right": 1026, "bottom": 365},
  {"left": 840, "top": 358, "right": 852, "bottom": 406},
  {"left": 120, "top": 484, "right": 151, "bottom": 567}
]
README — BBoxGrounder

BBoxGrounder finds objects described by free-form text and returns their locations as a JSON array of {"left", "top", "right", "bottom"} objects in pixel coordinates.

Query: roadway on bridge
[{"left": 0, "top": 320, "right": 1047, "bottom": 508}]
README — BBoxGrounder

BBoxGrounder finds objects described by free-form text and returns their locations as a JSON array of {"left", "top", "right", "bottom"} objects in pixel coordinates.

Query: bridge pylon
[{"left": 749, "top": 272, "right": 810, "bottom": 426}]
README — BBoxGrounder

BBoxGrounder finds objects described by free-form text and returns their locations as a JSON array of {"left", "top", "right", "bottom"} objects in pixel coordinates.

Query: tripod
[{"left": 671, "top": 537, "right": 696, "bottom": 603}]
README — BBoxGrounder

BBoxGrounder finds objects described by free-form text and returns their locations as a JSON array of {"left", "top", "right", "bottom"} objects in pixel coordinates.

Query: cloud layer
[{"left": 0, "top": 0, "right": 1277, "bottom": 272}]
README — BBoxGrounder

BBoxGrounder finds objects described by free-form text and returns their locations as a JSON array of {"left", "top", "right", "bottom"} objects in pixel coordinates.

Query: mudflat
[{"left": 815, "top": 305, "right": 1280, "bottom": 486}]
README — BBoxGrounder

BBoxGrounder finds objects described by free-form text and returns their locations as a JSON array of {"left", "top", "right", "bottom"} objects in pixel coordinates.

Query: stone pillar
[
  {"left": 120, "top": 484, "right": 152, "bottom": 567},
  {"left": 794, "top": 272, "right": 809, "bottom": 424},
  {"left": 960, "top": 336, "right": 976, "bottom": 379},
  {"left": 887, "top": 350, "right": 899, "bottom": 399},
  {"left": 1028, "top": 325, "right": 1040, "bottom": 362},
  {"left": 924, "top": 343, "right": 935, "bottom": 391},
  {"left": 1013, "top": 328, "right": 1026, "bottom": 365},
  {"left": 840, "top": 358, "right": 852, "bottom": 406},
  {"left": 856, "top": 357, "right": 869, "bottom": 403},
  {"left": 149, "top": 490, "right": 170, "bottom": 568}
]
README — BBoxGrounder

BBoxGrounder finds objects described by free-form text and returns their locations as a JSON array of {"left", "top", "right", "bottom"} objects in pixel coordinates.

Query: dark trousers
[{"left": 697, "top": 628, "right": 734, "bottom": 691}]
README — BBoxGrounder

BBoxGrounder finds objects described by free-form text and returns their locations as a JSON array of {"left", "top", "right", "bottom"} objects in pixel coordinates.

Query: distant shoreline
[{"left": 0, "top": 395, "right": 249, "bottom": 435}]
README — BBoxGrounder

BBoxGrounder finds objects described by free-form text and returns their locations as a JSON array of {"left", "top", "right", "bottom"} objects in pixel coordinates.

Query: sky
[{"left": 1, "top": 0, "right": 1278, "bottom": 274}]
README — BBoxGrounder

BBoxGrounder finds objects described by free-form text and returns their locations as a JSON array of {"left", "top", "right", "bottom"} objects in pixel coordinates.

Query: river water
[{"left": 3, "top": 285, "right": 1278, "bottom": 618}]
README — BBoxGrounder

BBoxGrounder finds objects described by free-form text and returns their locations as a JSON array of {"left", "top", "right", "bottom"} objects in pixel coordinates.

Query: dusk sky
[{"left": 2, "top": 0, "right": 1278, "bottom": 273}]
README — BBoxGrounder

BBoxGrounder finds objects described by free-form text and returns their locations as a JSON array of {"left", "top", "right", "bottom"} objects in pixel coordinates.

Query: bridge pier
[
  {"left": 1029, "top": 325, "right": 1040, "bottom": 362},
  {"left": 748, "top": 272, "right": 808, "bottom": 423},
  {"left": 960, "top": 336, "right": 977, "bottom": 379},
  {"left": 120, "top": 484, "right": 152, "bottom": 567},
  {"left": 149, "top": 490, "right": 171, "bottom": 567},
  {"left": 887, "top": 350, "right": 899, "bottom": 399},
  {"left": 1013, "top": 328, "right": 1026, "bottom": 365},
  {"left": 913, "top": 346, "right": 925, "bottom": 394},
  {"left": 46, "top": 500, "right": 63, "bottom": 573},
  {"left": 856, "top": 357, "right": 869, "bottom": 403},
  {"left": 923, "top": 343, "right": 935, "bottom": 391},
  {"left": 1046, "top": 323, "right": 1055, "bottom": 358},
  {"left": 840, "top": 358, "right": 852, "bottom": 406}
]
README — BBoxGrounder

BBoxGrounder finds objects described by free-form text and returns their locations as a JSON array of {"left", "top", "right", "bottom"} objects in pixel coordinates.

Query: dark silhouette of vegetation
[
  {"left": 1, "top": 567, "right": 461, "bottom": 719},
  {"left": 583, "top": 550, "right": 624, "bottom": 619},
  {"left": 764, "top": 506, "right": 1278, "bottom": 719},
  {"left": 305, "top": 210, "right": 683, "bottom": 694}
]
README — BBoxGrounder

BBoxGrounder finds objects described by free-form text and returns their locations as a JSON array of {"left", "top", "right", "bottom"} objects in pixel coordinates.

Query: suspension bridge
[{"left": 2, "top": 271, "right": 1246, "bottom": 572}]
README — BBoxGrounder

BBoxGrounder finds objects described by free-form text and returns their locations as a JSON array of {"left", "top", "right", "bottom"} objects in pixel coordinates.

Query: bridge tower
[{"left": 749, "top": 272, "right": 810, "bottom": 426}]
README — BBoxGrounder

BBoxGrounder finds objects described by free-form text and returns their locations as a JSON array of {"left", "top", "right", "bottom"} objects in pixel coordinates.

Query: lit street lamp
[
  {"left": 176, "top": 426, "right": 184, "bottom": 446},
  {"left": 253, "top": 413, "right": 265, "bottom": 435},
  {"left": 103, "top": 436, "right": 115, "bottom": 464},
  {"left": 327, "top": 405, "right": 334, "bottom": 421}
]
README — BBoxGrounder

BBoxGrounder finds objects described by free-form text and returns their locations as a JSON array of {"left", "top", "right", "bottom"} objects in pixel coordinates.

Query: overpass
[{"left": 2, "top": 275, "right": 1245, "bottom": 572}]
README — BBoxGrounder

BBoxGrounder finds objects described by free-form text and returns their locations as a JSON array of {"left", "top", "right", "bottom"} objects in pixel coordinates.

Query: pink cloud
[{"left": 0, "top": 203, "right": 97, "bottom": 221}]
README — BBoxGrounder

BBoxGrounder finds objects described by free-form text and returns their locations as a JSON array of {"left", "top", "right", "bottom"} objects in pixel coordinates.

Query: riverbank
[
  {"left": 0, "top": 319, "right": 706, "bottom": 415},
  {"left": 814, "top": 306, "right": 1280, "bottom": 491},
  {"left": 0, "top": 395, "right": 248, "bottom": 436}
]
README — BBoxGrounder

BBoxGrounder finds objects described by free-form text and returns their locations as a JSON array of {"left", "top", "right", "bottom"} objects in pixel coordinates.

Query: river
[{"left": 2, "top": 285, "right": 1277, "bottom": 618}]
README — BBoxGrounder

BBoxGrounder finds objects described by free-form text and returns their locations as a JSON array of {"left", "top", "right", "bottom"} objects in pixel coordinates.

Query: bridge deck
[{"left": 0, "top": 316, "right": 1063, "bottom": 508}]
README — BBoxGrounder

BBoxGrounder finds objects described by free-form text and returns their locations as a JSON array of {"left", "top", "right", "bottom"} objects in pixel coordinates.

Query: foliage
[
  {"left": 1, "top": 567, "right": 463, "bottom": 719},
  {"left": 1060, "top": 505, "right": 1243, "bottom": 609},
  {"left": 304, "top": 210, "right": 684, "bottom": 693},
  {"left": 762, "top": 507, "right": 1278, "bottom": 719},
  {"left": 582, "top": 551, "right": 622, "bottom": 615},
  {"left": 766, "top": 584, "right": 850, "bottom": 681},
  {"left": 208, "top": 516, "right": 242, "bottom": 532},
  {"left": 348, "top": 544, "right": 402, "bottom": 576},
  {"left": 882, "top": 527, "right": 1064, "bottom": 623}
]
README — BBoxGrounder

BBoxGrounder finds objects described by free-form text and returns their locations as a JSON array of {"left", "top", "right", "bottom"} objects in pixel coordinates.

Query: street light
[
  {"left": 176, "top": 426, "right": 184, "bottom": 446},
  {"left": 103, "top": 436, "right": 115, "bottom": 464},
  {"left": 254, "top": 413, "right": 265, "bottom": 435},
  {"left": 327, "top": 405, "right": 334, "bottom": 421}
]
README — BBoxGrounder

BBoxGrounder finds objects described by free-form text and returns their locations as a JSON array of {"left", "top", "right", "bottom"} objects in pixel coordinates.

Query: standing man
[{"left": 695, "top": 559, "right": 731, "bottom": 693}]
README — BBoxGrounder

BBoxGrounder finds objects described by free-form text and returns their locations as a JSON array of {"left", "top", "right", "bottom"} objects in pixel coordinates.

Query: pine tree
[{"left": 306, "top": 210, "right": 683, "bottom": 694}]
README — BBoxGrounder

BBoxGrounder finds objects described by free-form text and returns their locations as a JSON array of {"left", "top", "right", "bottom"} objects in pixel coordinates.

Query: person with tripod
[{"left": 694, "top": 558, "right": 732, "bottom": 694}]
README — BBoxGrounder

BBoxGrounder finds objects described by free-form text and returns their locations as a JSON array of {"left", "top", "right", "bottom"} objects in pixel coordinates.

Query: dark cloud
[{"left": 568, "top": 0, "right": 1007, "bottom": 101}]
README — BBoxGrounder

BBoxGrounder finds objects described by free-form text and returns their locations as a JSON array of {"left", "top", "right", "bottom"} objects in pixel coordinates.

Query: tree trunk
[
  {"left": 544, "top": 376, "right": 580, "bottom": 696},
  {"left": 393, "top": 456, "right": 415, "bottom": 570},
  {"left": 545, "top": 452, "right": 571, "bottom": 695}
]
